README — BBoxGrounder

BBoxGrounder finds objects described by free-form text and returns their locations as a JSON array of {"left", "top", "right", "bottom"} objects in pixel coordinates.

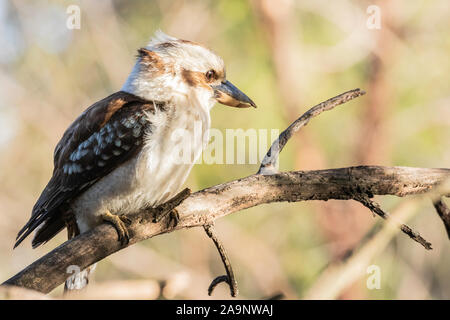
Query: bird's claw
[
  {"left": 153, "top": 208, "right": 180, "bottom": 228},
  {"left": 101, "top": 211, "right": 131, "bottom": 245},
  {"left": 151, "top": 188, "right": 190, "bottom": 228}
]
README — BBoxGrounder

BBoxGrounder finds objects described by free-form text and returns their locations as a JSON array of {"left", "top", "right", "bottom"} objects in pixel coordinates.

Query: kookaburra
[{"left": 14, "top": 31, "right": 256, "bottom": 251}]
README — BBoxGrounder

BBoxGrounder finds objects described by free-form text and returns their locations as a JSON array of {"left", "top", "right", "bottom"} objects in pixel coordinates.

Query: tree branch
[
  {"left": 433, "top": 197, "right": 450, "bottom": 239},
  {"left": 354, "top": 195, "right": 432, "bottom": 249},
  {"left": 3, "top": 89, "right": 449, "bottom": 295},
  {"left": 3, "top": 166, "right": 449, "bottom": 293},
  {"left": 203, "top": 224, "right": 238, "bottom": 297},
  {"left": 258, "top": 88, "right": 365, "bottom": 174}
]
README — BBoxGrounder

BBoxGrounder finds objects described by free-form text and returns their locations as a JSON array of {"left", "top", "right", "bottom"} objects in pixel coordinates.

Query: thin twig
[
  {"left": 433, "top": 197, "right": 450, "bottom": 239},
  {"left": 203, "top": 224, "right": 238, "bottom": 297},
  {"left": 355, "top": 195, "right": 432, "bottom": 250},
  {"left": 258, "top": 88, "right": 366, "bottom": 174}
]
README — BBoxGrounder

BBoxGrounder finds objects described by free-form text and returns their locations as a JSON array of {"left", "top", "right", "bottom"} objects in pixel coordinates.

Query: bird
[{"left": 14, "top": 31, "right": 255, "bottom": 258}]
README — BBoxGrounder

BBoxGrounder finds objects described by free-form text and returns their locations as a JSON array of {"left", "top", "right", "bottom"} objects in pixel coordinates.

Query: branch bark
[
  {"left": 3, "top": 89, "right": 449, "bottom": 295},
  {"left": 3, "top": 166, "right": 449, "bottom": 293},
  {"left": 433, "top": 198, "right": 450, "bottom": 238},
  {"left": 259, "top": 88, "right": 365, "bottom": 174}
]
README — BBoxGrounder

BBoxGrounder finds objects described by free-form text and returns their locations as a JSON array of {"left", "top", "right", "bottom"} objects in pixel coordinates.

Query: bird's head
[{"left": 122, "top": 31, "right": 256, "bottom": 110}]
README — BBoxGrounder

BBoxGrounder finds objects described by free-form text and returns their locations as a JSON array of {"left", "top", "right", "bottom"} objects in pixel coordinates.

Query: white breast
[{"left": 72, "top": 101, "right": 210, "bottom": 233}]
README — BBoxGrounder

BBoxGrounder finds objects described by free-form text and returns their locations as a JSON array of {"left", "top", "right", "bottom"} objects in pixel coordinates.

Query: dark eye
[{"left": 205, "top": 69, "right": 216, "bottom": 81}]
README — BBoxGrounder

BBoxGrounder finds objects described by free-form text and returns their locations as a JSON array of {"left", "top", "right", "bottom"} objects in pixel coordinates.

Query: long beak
[{"left": 211, "top": 80, "right": 257, "bottom": 108}]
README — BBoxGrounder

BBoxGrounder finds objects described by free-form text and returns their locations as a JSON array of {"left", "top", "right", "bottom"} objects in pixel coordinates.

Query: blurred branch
[
  {"left": 3, "top": 89, "right": 450, "bottom": 295},
  {"left": 304, "top": 200, "right": 421, "bottom": 299},
  {"left": 0, "top": 285, "right": 50, "bottom": 300},
  {"left": 63, "top": 280, "right": 160, "bottom": 300},
  {"left": 252, "top": 0, "right": 378, "bottom": 299}
]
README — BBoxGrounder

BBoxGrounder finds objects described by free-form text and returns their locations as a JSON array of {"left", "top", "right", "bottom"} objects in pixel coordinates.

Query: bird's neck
[{"left": 121, "top": 62, "right": 173, "bottom": 102}]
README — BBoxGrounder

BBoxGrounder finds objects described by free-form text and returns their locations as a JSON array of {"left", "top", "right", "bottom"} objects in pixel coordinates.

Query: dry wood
[
  {"left": 204, "top": 224, "right": 238, "bottom": 297},
  {"left": 3, "top": 89, "right": 449, "bottom": 295},
  {"left": 433, "top": 198, "right": 450, "bottom": 238},
  {"left": 258, "top": 88, "right": 365, "bottom": 174},
  {"left": 355, "top": 195, "right": 432, "bottom": 249},
  {"left": 3, "top": 165, "right": 449, "bottom": 293}
]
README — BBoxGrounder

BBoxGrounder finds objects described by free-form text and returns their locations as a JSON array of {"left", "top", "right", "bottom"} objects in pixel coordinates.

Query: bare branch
[
  {"left": 258, "top": 88, "right": 366, "bottom": 174},
  {"left": 433, "top": 197, "right": 450, "bottom": 239},
  {"left": 203, "top": 224, "right": 238, "bottom": 297},
  {"left": 355, "top": 195, "right": 432, "bottom": 249},
  {"left": 3, "top": 89, "right": 449, "bottom": 296},
  {"left": 3, "top": 166, "right": 449, "bottom": 293}
]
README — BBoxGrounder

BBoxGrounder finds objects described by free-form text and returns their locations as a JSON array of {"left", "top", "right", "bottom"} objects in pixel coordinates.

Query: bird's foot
[
  {"left": 63, "top": 209, "right": 80, "bottom": 240},
  {"left": 101, "top": 210, "right": 131, "bottom": 245},
  {"left": 153, "top": 208, "right": 180, "bottom": 228},
  {"left": 152, "top": 188, "right": 191, "bottom": 228}
]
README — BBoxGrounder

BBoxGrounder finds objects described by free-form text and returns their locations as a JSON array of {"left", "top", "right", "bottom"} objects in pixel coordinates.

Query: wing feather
[{"left": 15, "top": 91, "right": 159, "bottom": 248}]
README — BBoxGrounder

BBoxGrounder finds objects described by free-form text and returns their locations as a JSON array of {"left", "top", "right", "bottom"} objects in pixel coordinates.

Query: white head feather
[{"left": 122, "top": 31, "right": 224, "bottom": 110}]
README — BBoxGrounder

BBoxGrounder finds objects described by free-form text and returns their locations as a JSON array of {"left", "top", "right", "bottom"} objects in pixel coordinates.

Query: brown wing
[{"left": 15, "top": 91, "right": 160, "bottom": 248}]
